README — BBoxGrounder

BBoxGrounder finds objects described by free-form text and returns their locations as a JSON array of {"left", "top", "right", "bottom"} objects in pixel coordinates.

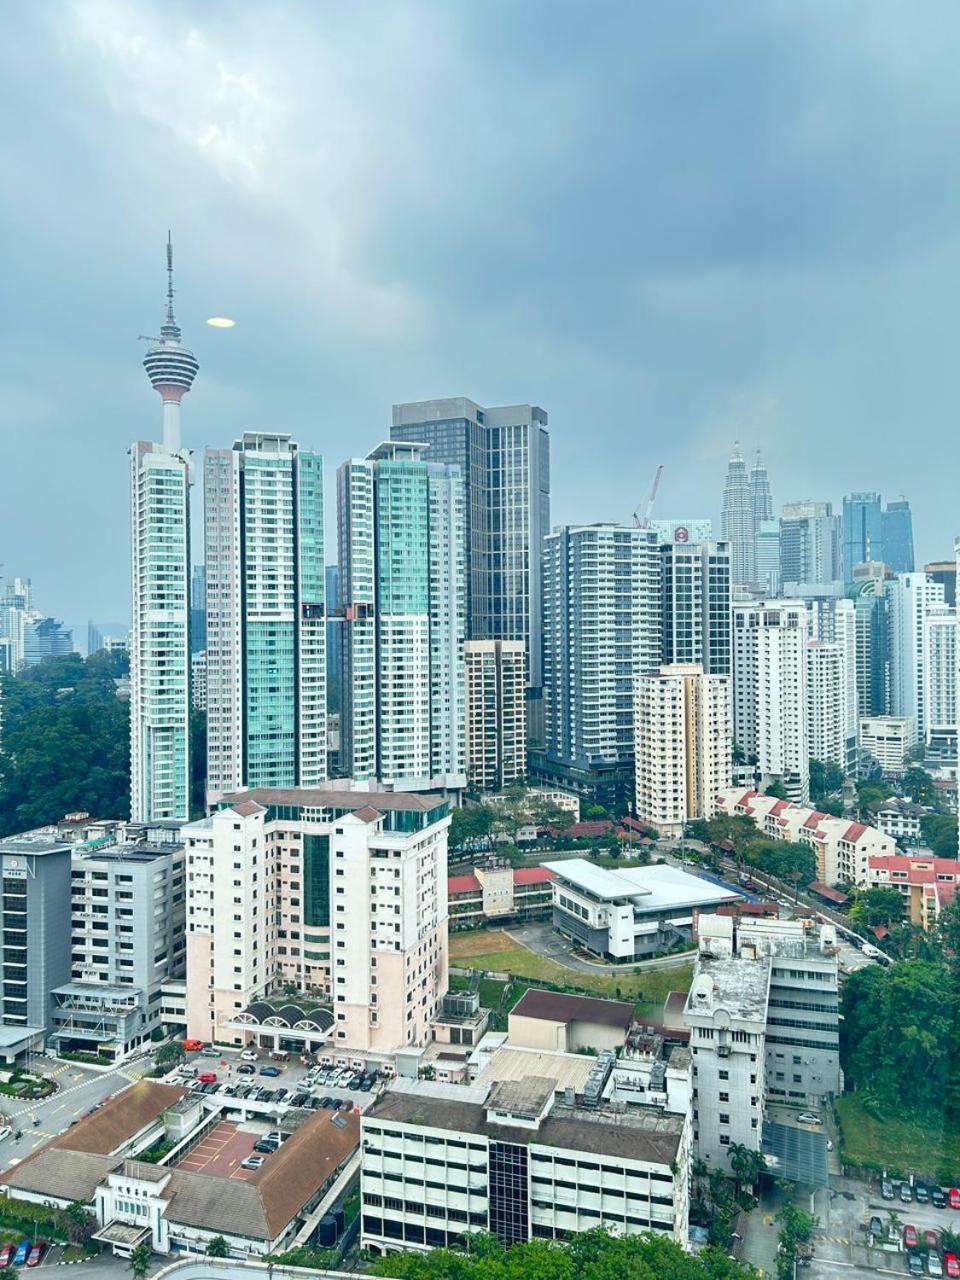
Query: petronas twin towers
[{"left": 720, "top": 442, "right": 775, "bottom": 590}]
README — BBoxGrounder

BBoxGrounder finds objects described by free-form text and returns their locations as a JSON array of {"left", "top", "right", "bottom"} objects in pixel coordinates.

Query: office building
[
  {"left": 130, "top": 238, "right": 197, "bottom": 822},
  {"left": 659, "top": 538, "right": 732, "bottom": 675},
  {"left": 182, "top": 787, "right": 451, "bottom": 1057},
  {"left": 361, "top": 1048, "right": 690, "bottom": 1254},
  {"left": 858, "top": 715, "right": 916, "bottom": 775},
  {"left": 0, "top": 835, "right": 73, "bottom": 1038},
  {"left": 882, "top": 499, "right": 915, "bottom": 574},
  {"left": 464, "top": 640, "right": 526, "bottom": 791},
  {"left": 721, "top": 443, "right": 754, "bottom": 585},
  {"left": 0, "top": 577, "right": 31, "bottom": 671},
  {"left": 634, "top": 664, "right": 731, "bottom": 837},
  {"left": 391, "top": 398, "right": 550, "bottom": 741},
  {"left": 849, "top": 574, "right": 891, "bottom": 717},
  {"left": 22, "top": 616, "right": 73, "bottom": 665},
  {"left": 688, "top": 913, "right": 839, "bottom": 1167},
  {"left": 204, "top": 432, "right": 326, "bottom": 801},
  {"left": 545, "top": 858, "right": 738, "bottom": 961},
  {"left": 888, "top": 572, "right": 944, "bottom": 744},
  {"left": 540, "top": 524, "right": 660, "bottom": 807},
  {"left": 337, "top": 442, "right": 465, "bottom": 793},
  {"left": 732, "top": 600, "right": 810, "bottom": 802},
  {"left": 754, "top": 519, "right": 781, "bottom": 596},
  {"left": 51, "top": 840, "right": 186, "bottom": 1061},
  {"left": 779, "top": 501, "right": 842, "bottom": 589},
  {"left": 842, "top": 492, "right": 883, "bottom": 584}
]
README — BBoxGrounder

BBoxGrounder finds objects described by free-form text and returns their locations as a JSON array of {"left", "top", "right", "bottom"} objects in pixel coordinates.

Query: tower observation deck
[{"left": 142, "top": 233, "right": 199, "bottom": 451}]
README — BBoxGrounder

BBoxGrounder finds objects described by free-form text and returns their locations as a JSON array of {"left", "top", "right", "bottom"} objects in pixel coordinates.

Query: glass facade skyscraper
[
  {"left": 659, "top": 538, "right": 732, "bottom": 676},
  {"left": 390, "top": 398, "right": 549, "bottom": 742},
  {"left": 337, "top": 441, "right": 465, "bottom": 791},
  {"left": 882, "top": 499, "right": 915, "bottom": 573},
  {"left": 842, "top": 492, "right": 883, "bottom": 584},
  {"left": 204, "top": 432, "right": 326, "bottom": 801}
]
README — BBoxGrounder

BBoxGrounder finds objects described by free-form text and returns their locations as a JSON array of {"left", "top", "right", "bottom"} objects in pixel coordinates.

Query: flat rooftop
[
  {"left": 685, "top": 954, "right": 771, "bottom": 1022},
  {"left": 0, "top": 836, "right": 70, "bottom": 856},
  {"left": 225, "top": 787, "right": 448, "bottom": 813},
  {"left": 77, "top": 844, "right": 179, "bottom": 864},
  {"left": 545, "top": 858, "right": 740, "bottom": 911},
  {"left": 511, "top": 988, "right": 634, "bottom": 1030},
  {"left": 476, "top": 1046, "right": 596, "bottom": 1093}
]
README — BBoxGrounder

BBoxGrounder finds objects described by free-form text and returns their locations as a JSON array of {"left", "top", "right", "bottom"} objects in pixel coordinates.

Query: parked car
[
  {"left": 904, "top": 1225, "right": 919, "bottom": 1250},
  {"left": 0, "top": 1244, "right": 15, "bottom": 1267},
  {"left": 240, "top": 1155, "right": 264, "bottom": 1170},
  {"left": 321, "top": 1096, "right": 336, "bottom": 1109},
  {"left": 237, "top": 1063, "right": 255, "bottom": 1075},
  {"left": 253, "top": 1140, "right": 277, "bottom": 1154},
  {"left": 273, "top": 1088, "right": 288, "bottom": 1101},
  {"left": 348, "top": 1074, "right": 364, "bottom": 1090},
  {"left": 271, "top": 1051, "right": 290, "bottom": 1063},
  {"left": 198, "top": 1072, "right": 217, "bottom": 1084},
  {"left": 926, "top": 1230, "right": 941, "bottom": 1250},
  {"left": 339, "top": 1098, "right": 354, "bottom": 1112},
  {"left": 265, "top": 1131, "right": 287, "bottom": 1145},
  {"left": 901, "top": 1182, "right": 915, "bottom": 1203},
  {"left": 360, "top": 1075, "right": 375, "bottom": 1092},
  {"left": 27, "top": 1243, "right": 45, "bottom": 1267},
  {"left": 309, "top": 1096, "right": 323, "bottom": 1109},
  {"left": 13, "top": 1241, "right": 32, "bottom": 1267},
  {"left": 869, "top": 1216, "right": 884, "bottom": 1237},
  {"left": 949, "top": 1188, "right": 960, "bottom": 1211},
  {"left": 240, "top": 1049, "right": 258, "bottom": 1062},
  {"left": 259, "top": 1065, "right": 281, "bottom": 1077},
  {"left": 944, "top": 1253, "right": 960, "bottom": 1278},
  {"left": 183, "top": 1038, "right": 204, "bottom": 1052},
  {"left": 881, "top": 1179, "right": 895, "bottom": 1201},
  {"left": 907, "top": 1255, "right": 925, "bottom": 1278},
  {"left": 235, "top": 1085, "right": 251, "bottom": 1099},
  {"left": 933, "top": 1186, "right": 948, "bottom": 1209},
  {"left": 929, "top": 1252, "right": 944, "bottom": 1278},
  {"left": 201, "top": 1046, "right": 220, "bottom": 1058},
  {"left": 916, "top": 1184, "right": 931, "bottom": 1205},
  {"left": 290, "top": 1092, "right": 309, "bottom": 1108},
  {"left": 797, "top": 1112, "right": 822, "bottom": 1126}
]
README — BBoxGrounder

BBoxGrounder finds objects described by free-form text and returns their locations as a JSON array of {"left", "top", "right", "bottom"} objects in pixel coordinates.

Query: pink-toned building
[
  {"left": 182, "top": 788, "right": 452, "bottom": 1058},
  {"left": 867, "top": 853, "right": 960, "bottom": 930}
]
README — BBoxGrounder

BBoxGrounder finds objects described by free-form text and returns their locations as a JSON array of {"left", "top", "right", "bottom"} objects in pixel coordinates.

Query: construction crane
[{"left": 633, "top": 464, "right": 664, "bottom": 529}]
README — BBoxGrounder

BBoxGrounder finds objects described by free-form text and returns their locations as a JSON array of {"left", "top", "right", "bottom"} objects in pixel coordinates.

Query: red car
[
  {"left": 27, "top": 1243, "right": 45, "bottom": 1267},
  {"left": 944, "top": 1253, "right": 960, "bottom": 1278},
  {"left": 0, "top": 1245, "right": 13, "bottom": 1268},
  {"left": 903, "top": 1225, "right": 919, "bottom": 1249},
  {"left": 950, "top": 1188, "right": 960, "bottom": 1211},
  {"left": 183, "top": 1039, "right": 204, "bottom": 1052},
  {"left": 197, "top": 1072, "right": 217, "bottom": 1084},
  {"left": 926, "top": 1230, "right": 941, "bottom": 1250}
]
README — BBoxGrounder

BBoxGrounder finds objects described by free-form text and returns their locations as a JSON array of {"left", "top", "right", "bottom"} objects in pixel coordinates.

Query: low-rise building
[
  {"left": 868, "top": 798, "right": 925, "bottom": 843},
  {"left": 545, "top": 858, "right": 739, "bottom": 962},
  {"left": 360, "top": 1047, "right": 689, "bottom": 1255},
  {"left": 859, "top": 715, "right": 916, "bottom": 775},
  {"left": 448, "top": 863, "right": 555, "bottom": 929},
  {"left": 507, "top": 990, "right": 635, "bottom": 1054},
  {"left": 867, "top": 854, "right": 959, "bottom": 929}
]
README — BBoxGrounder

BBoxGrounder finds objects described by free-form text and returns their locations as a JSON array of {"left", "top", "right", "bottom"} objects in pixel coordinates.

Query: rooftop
[
  {"left": 487, "top": 1076, "right": 555, "bottom": 1119},
  {"left": 0, "top": 836, "right": 70, "bottom": 856},
  {"left": 685, "top": 954, "right": 771, "bottom": 1023},
  {"left": 225, "top": 787, "right": 447, "bottom": 813},
  {"left": 475, "top": 1045, "right": 597, "bottom": 1093},
  {"left": 511, "top": 988, "right": 634, "bottom": 1030},
  {"left": 544, "top": 858, "right": 739, "bottom": 910}
]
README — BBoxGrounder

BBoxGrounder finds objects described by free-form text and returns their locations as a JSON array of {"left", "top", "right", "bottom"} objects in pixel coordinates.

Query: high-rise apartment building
[
  {"left": 925, "top": 561, "right": 957, "bottom": 608},
  {"left": 732, "top": 600, "right": 810, "bottom": 802},
  {"left": 888, "top": 572, "right": 944, "bottom": 744},
  {"left": 659, "top": 538, "right": 732, "bottom": 675},
  {"left": 806, "top": 641, "right": 848, "bottom": 772},
  {"left": 130, "top": 238, "right": 197, "bottom": 822},
  {"left": 190, "top": 563, "right": 206, "bottom": 653},
  {"left": 541, "top": 524, "right": 660, "bottom": 805},
  {"left": 882, "top": 499, "right": 915, "bottom": 574},
  {"left": 805, "top": 597, "right": 858, "bottom": 774},
  {"left": 0, "top": 577, "right": 31, "bottom": 672},
  {"left": 780, "top": 501, "right": 842, "bottom": 590},
  {"left": 204, "top": 432, "right": 326, "bottom": 802},
  {"left": 337, "top": 442, "right": 465, "bottom": 792},
  {"left": 391, "top": 398, "right": 549, "bottom": 741},
  {"left": 325, "top": 564, "right": 342, "bottom": 714},
  {"left": 464, "top": 640, "right": 527, "bottom": 791},
  {"left": 754, "top": 519, "right": 781, "bottom": 596},
  {"left": 182, "top": 789, "right": 451, "bottom": 1055},
  {"left": 721, "top": 444, "right": 753, "bottom": 585},
  {"left": 842, "top": 492, "right": 883, "bottom": 584},
  {"left": 634, "top": 664, "right": 731, "bottom": 837},
  {"left": 922, "top": 605, "right": 957, "bottom": 753}
]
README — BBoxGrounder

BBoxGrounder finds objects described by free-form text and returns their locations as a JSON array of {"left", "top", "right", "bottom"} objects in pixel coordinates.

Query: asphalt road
[{"left": 0, "top": 1053, "right": 157, "bottom": 1161}]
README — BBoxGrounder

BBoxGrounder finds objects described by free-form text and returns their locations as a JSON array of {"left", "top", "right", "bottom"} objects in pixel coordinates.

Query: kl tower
[{"left": 129, "top": 235, "right": 197, "bottom": 823}]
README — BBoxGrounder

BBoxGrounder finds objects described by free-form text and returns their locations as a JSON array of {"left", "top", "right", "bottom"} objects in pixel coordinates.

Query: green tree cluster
[
  {"left": 372, "top": 1227, "right": 757, "bottom": 1279},
  {"left": 775, "top": 1203, "right": 816, "bottom": 1280},
  {"left": 809, "top": 759, "right": 844, "bottom": 805},
  {"left": 704, "top": 816, "right": 816, "bottom": 887},
  {"left": 902, "top": 766, "right": 938, "bottom": 807},
  {"left": 922, "top": 814, "right": 958, "bottom": 858},
  {"left": 0, "top": 652, "right": 130, "bottom": 836},
  {"left": 848, "top": 886, "right": 906, "bottom": 929}
]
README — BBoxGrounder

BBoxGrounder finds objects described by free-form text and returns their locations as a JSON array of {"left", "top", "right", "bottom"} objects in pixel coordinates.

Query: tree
[
  {"left": 764, "top": 777, "right": 789, "bottom": 800},
  {"left": 155, "top": 1040, "right": 186, "bottom": 1071},
  {"left": 728, "top": 1142, "right": 767, "bottom": 1196},
  {"left": 65, "top": 1200, "right": 92, "bottom": 1245},
  {"left": 809, "top": 759, "right": 844, "bottom": 801},
  {"left": 848, "top": 886, "right": 906, "bottom": 929},
  {"left": 902, "top": 766, "right": 937, "bottom": 807},
  {"left": 922, "top": 813, "right": 958, "bottom": 858},
  {"left": 857, "top": 782, "right": 890, "bottom": 810},
  {"left": 128, "top": 1242, "right": 153, "bottom": 1280},
  {"left": 205, "top": 1237, "right": 229, "bottom": 1258},
  {"left": 776, "top": 1202, "right": 816, "bottom": 1280},
  {"left": 448, "top": 804, "right": 495, "bottom": 851},
  {"left": 0, "top": 1266, "right": 19, "bottom": 1280}
]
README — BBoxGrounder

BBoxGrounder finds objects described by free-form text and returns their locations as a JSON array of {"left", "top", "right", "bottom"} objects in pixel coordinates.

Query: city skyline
[{"left": 3, "top": 3, "right": 960, "bottom": 626}]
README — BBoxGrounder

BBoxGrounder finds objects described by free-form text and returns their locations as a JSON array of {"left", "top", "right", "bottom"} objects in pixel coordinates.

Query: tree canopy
[
  {"left": 371, "top": 1228, "right": 757, "bottom": 1280},
  {"left": 704, "top": 816, "right": 815, "bottom": 887},
  {"left": 902, "top": 767, "right": 938, "bottom": 808},
  {"left": 922, "top": 814, "right": 958, "bottom": 859},
  {"left": 848, "top": 886, "right": 906, "bottom": 929},
  {"left": 0, "top": 651, "right": 130, "bottom": 836}
]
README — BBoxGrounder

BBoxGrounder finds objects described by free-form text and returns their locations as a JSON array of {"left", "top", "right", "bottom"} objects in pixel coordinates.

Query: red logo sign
[{"left": 674, "top": 526, "right": 689, "bottom": 542}]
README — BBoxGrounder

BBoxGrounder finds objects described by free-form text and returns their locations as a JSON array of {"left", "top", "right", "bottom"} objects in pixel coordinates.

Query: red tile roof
[
  {"left": 802, "top": 812, "right": 827, "bottom": 830},
  {"left": 448, "top": 873, "right": 481, "bottom": 895},
  {"left": 769, "top": 800, "right": 790, "bottom": 816},
  {"left": 809, "top": 881, "right": 850, "bottom": 905},
  {"left": 513, "top": 867, "right": 556, "bottom": 886},
  {"left": 843, "top": 822, "right": 868, "bottom": 842}
]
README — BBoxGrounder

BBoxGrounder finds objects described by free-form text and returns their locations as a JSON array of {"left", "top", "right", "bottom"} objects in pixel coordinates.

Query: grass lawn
[
  {"left": 449, "top": 929, "right": 692, "bottom": 1017},
  {"left": 836, "top": 1094, "right": 960, "bottom": 1182}
]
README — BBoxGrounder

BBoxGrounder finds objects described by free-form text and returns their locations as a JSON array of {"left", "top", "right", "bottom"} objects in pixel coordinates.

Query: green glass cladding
[
  {"left": 245, "top": 620, "right": 296, "bottom": 786},
  {"left": 303, "top": 833, "right": 330, "bottom": 927},
  {"left": 297, "top": 452, "right": 324, "bottom": 605},
  {"left": 375, "top": 462, "right": 429, "bottom": 614}
]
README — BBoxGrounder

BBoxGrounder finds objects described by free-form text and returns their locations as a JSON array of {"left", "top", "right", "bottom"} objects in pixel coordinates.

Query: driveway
[{"left": 505, "top": 921, "right": 695, "bottom": 975}]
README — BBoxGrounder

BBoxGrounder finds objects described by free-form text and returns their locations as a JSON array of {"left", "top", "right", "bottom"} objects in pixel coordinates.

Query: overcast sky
[{"left": 2, "top": 1, "right": 959, "bottom": 635}]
